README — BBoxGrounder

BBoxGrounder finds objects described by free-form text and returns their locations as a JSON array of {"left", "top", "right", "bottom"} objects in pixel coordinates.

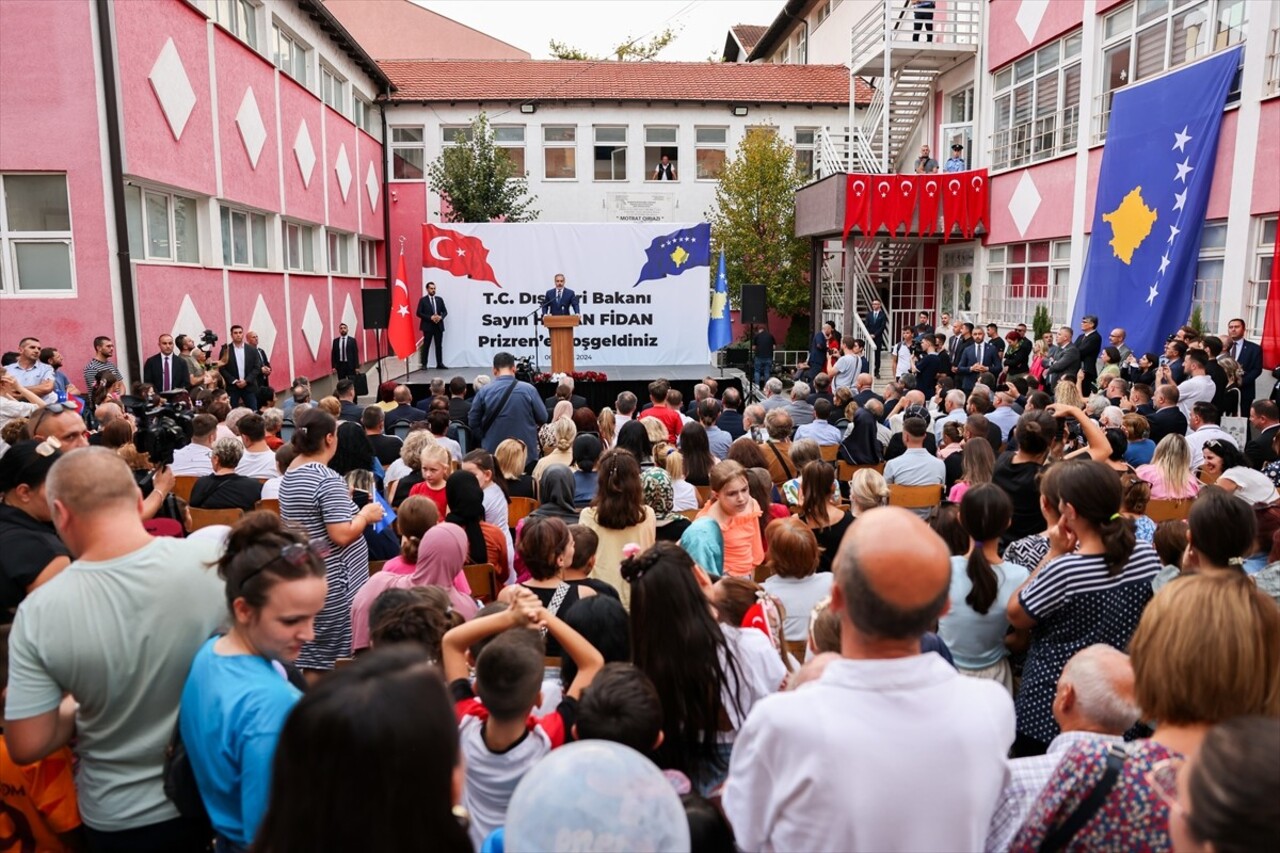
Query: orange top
[
  {"left": 699, "top": 498, "right": 764, "bottom": 579},
  {"left": 0, "top": 741, "right": 81, "bottom": 852}
]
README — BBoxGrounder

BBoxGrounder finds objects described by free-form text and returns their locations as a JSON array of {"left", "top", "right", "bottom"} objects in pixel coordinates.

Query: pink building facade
[{"left": 0, "top": 0, "right": 392, "bottom": 385}]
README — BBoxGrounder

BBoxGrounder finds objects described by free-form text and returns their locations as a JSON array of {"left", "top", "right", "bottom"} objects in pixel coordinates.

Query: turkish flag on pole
[
  {"left": 889, "top": 175, "right": 919, "bottom": 236},
  {"left": 388, "top": 249, "right": 416, "bottom": 361},
  {"left": 916, "top": 176, "right": 942, "bottom": 237},
  {"left": 963, "top": 170, "right": 989, "bottom": 239},
  {"left": 867, "top": 176, "right": 896, "bottom": 236},
  {"left": 941, "top": 175, "right": 967, "bottom": 243},
  {"left": 1263, "top": 241, "right": 1280, "bottom": 367},
  {"left": 422, "top": 223, "right": 501, "bottom": 287},
  {"left": 843, "top": 175, "right": 871, "bottom": 240}
]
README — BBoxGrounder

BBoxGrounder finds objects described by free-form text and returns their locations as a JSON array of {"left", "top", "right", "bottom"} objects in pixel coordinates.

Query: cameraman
[{"left": 176, "top": 334, "right": 213, "bottom": 389}]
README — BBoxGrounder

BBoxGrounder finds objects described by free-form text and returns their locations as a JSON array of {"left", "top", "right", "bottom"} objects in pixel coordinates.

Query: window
[
  {"left": 271, "top": 23, "right": 307, "bottom": 85},
  {"left": 281, "top": 221, "right": 314, "bottom": 272},
  {"left": 991, "top": 32, "right": 1082, "bottom": 170},
  {"left": 644, "top": 126, "right": 678, "bottom": 181},
  {"left": 359, "top": 238, "right": 379, "bottom": 277},
  {"left": 543, "top": 126, "right": 576, "bottom": 180},
  {"left": 320, "top": 64, "right": 345, "bottom": 114},
  {"left": 983, "top": 240, "right": 1071, "bottom": 327},
  {"left": 593, "top": 126, "right": 627, "bottom": 181},
  {"left": 1246, "top": 217, "right": 1277, "bottom": 332},
  {"left": 327, "top": 230, "right": 351, "bottom": 275},
  {"left": 795, "top": 128, "right": 818, "bottom": 179},
  {"left": 0, "top": 173, "right": 74, "bottom": 293},
  {"left": 220, "top": 205, "right": 267, "bottom": 269},
  {"left": 950, "top": 87, "right": 974, "bottom": 123},
  {"left": 494, "top": 126, "right": 526, "bottom": 174},
  {"left": 124, "top": 185, "right": 199, "bottom": 263},
  {"left": 442, "top": 126, "right": 474, "bottom": 146},
  {"left": 390, "top": 127, "right": 424, "bottom": 180},
  {"left": 1095, "top": 0, "right": 1246, "bottom": 140},
  {"left": 213, "top": 0, "right": 258, "bottom": 49},
  {"left": 1192, "top": 220, "right": 1227, "bottom": 331},
  {"left": 695, "top": 127, "right": 728, "bottom": 179},
  {"left": 352, "top": 95, "right": 377, "bottom": 136},
  {"left": 792, "top": 31, "right": 807, "bottom": 64}
]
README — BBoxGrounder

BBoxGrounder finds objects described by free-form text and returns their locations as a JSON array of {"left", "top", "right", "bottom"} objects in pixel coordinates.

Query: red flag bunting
[
  {"left": 941, "top": 175, "right": 966, "bottom": 243},
  {"left": 889, "top": 175, "right": 919, "bottom": 236},
  {"left": 917, "top": 175, "right": 942, "bottom": 237},
  {"left": 388, "top": 250, "right": 416, "bottom": 361},
  {"left": 867, "top": 176, "right": 896, "bottom": 236},
  {"left": 1263, "top": 240, "right": 1280, "bottom": 367},
  {"left": 843, "top": 175, "right": 872, "bottom": 240},
  {"left": 422, "top": 223, "right": 501, "bottom": 287},
  {"left": 963, "top": 171, "right": 989, "bottom": 239}
]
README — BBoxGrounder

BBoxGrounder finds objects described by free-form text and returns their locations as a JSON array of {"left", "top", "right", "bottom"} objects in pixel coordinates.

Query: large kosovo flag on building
[
  {"left": 1072, "top": 47, "right": 1241, "bottom": 356},
  {"left": 633, "top": 223, "right": 712, "bottom": 286}
]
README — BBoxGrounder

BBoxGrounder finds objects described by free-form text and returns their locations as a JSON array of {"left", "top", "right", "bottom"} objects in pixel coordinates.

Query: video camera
[
  {"left": 514, "top": 355, "right": 535, "bottom": 384},
  {"left": 119, "top": 393, "right": 194, "bottom": 467},
  {"left": 199, "top": 329, "right": 219, "bottom": 353}
]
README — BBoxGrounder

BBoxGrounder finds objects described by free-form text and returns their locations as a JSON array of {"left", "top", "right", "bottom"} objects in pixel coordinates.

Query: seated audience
[{"left": 190, "top": 437, "right": 264, "bottom": 511}]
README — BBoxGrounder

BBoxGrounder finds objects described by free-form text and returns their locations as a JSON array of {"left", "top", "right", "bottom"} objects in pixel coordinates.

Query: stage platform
[{"left": 396, "top": 364, "right": 748, "bottom": 412}]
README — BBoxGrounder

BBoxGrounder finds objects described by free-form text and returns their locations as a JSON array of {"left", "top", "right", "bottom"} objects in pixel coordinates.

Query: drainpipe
[
  {"left": 380, "top": 98, "right": 392, "bottom": 287},
  {"left": 94, "top": 0, "right": 141, "bottom": 381}
]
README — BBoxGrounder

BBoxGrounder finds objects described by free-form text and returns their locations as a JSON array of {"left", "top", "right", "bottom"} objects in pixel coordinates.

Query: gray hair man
[{"left": 760, "top": 377, "right": 787, "bottom": 411}]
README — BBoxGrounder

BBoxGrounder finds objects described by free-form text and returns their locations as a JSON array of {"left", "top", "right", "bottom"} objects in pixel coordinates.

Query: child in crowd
[
  {"left": 564, "top": 524, "right": 621, "bottom": 599},
  {"left": 710, "top": 576, "right": 793, "bottom": 675},
  {"left": 663, "top": 449, "right": 700, "bottom": 511},
  {"left": 1151, "top": 518, "right": 1190, "bottom": 592},
  {"left": 367, "top": 586, "right": 462, "bottom": 661},
  {"left": 760, "top": 518, "right": 831, "bottom": 643},
  {"left": 442, "top": 590, "right": 604, "bottom": 849},
  {"left": 573, "top": 661, "right": 664, "bottom": 756},
  {"left": 697, "top": 460, "right": 764, "bottom": 578},
  {"left": 379, "top": 495, "right": 439, "bottom": 575},
  {"left": 409, "top": 444, "right": 451, "bottom": 518}
]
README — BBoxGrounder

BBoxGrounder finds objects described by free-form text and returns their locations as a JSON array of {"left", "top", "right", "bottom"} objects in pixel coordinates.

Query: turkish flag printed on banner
[
  {"left": 388, "top": 251, "right": 416, "bottom": 361},
  {"left": 867, "top": 176, "right": 896, "bottom": 236},
  {"left": 889, "top": 175, "right": 919, "bottom": 236},
  {"left": 964, "top": 170, "right": 989, "bottom": 239},
  {"left": 843, "top": 175, "right": 872, "bottom": 239},
  {"left": 941, "top": 175, "right": 967, "bottom": 243},
  {"left": 1263, "top": 241, "right": 1280, "bottom": 367},
  {"left": 421, "top": 223, "right": 502, "bottom": 286},
  {"left": 916, "top": 176, "right": 942, "bottom": 237}
]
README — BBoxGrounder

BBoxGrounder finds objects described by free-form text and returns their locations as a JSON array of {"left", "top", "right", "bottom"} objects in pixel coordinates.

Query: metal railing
[
  {"left": 990, "top": 104, "right": 1080, "bottom": 171},
  {"left": 816, "top": 127, "right": 850, "bottom": 179},
  {"left": 850, "top": 0, "right": 982, "bottom": 75}
]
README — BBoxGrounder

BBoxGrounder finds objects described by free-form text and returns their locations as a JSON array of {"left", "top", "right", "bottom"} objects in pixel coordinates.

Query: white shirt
[
  {"left": 233, "top": 344, "right": 246, "bottom": 379},
  {"left": 170, "top": 442, "right": 214, "bottom": 476},
  {"left": 1186, "top": 423, "right": 1237, "bottom": 469},
  {"left": 935, "top": 407, "right": 968, "bottom": 440},
  {"left": 236, "top": 448, "right": 280, "bottom": 479},
  {"left": 723, "top": 654, "right": 1014, "bottom": 853},
  {"left": 1175, "top": 374, "right": 1215, "bottom": 421},
  {"left": 259, "top": 477, "right": 282, "bottom": 500},
  {"left": 894, "top": 343, "right": 913, "bottom": 377},
  {"left": 671, "top": 479, "right": 699, "bottom": 511}
]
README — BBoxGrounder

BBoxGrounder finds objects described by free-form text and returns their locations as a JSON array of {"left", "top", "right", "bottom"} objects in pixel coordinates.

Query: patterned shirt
[{"left": 82, "top": 357, "right": 115, "bottom": 393}]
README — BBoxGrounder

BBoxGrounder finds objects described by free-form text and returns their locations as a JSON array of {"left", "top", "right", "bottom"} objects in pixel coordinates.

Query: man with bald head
[
  {"left": 724, "top": 508, "right": 1014, "bottom": 851},
  {"left": 383, "top": 383, "right": 426, "bottom": 431},
  {"left": 4, "top": 448, "right": 225, "bottom": 849},
  {"left": 986, "top": 645, "right": 1138, "bottom": 851}
]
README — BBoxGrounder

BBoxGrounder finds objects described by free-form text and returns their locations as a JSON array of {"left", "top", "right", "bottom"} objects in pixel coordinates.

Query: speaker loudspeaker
[
  {"left": 740, "top": 285, "right": 767, "bottom": 325},
  {"left": 361, "top": 288, "right": 390, "bottom": 330}
]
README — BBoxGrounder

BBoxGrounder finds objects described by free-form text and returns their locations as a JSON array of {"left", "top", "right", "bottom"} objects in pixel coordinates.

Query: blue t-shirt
[
  {"left": 938, "top": 555, "right": 1029, "bottom": 670},
  {"left": 1124, "top": 439, "right": 1156, "bottom": 466},
  {"left": 180, "top": 638, "right": 301, "bottom": 847}
]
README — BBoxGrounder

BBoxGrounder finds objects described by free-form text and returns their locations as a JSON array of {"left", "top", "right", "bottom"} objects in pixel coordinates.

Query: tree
[
  {"left": 1032, "top": 305, "right": 1052, "bottom": 342},
  {"left": 425, "top": 113, "right": 538, "bottom": 223},
  {"left": 707, "top": 127, "right": 811, "bottom": 318},
  {"left": 549, "top": 27, "right": 679, "bottom": 62}
]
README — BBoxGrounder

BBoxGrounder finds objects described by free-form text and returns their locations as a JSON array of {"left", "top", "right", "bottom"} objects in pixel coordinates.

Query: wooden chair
[
  {"left": 508, "top": 496, "right": 539, "bottom": 531},
  {"left": 255, "top": 498, "right": 280, "bottom": 514},
  {"left": 819, "top": 444, "right": 840, "bottom": 462},
  {"left": 1146, "top": 498, "right": 1194, "bottom": 523},
  {"left": 172, "top": 475, "right": 199, "bottom": 503},
  {"left": 888, "top": 484, "right": 944, "bottom": 510},
  {"left": 785, "top": 639, "right": 808, "bottom": 662},
  {"left": 837, "top": 461, "right": 885, "bottom": 482},
  {"left": 695, "top": 485, "right": 713, "bottom": 506},
  {"left": 678, "top": 508, "right": 700, "bottom": 521},
  {"left": 334, "top": 657, "right": 356, "bottom": 670},
  {"left": 369, "top": 560, "right": 387, "bottom": 576},
  {"left": 1197, "top": 469, "right": 1220, "bottom": 486},
  {"left": 464, "top": 563, "right": 500, "bottom": 604},
  {"left": 187, "top": 507, "right": 244, "bottom": 532}
]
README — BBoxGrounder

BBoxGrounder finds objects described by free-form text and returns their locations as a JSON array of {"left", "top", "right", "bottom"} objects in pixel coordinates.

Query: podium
[{"left": 542, "top": 315, "right": 580, "bottom": 374}]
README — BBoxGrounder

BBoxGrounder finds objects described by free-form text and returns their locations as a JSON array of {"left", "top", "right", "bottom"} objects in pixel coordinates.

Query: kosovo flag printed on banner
[
  {"left": 1071, "top": 47, "right": 1242, "bottom": 357},
  {"left": 633, "top": 223, "right": 712, "bottom": 286}
]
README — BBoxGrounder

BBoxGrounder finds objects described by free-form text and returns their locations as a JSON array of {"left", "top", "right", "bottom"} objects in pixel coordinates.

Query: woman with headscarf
[
  {"left": 644, "top": 468, "right": 691, "bottom": 543},
  {"left": 350, "top": 523, "right": 476, "bottom": 651},
  {"left": 514, "top": 465, "right": 580, "bottom": 582},
  {"left": 444, "top": 470, "right": 509, "bottom": 581}
]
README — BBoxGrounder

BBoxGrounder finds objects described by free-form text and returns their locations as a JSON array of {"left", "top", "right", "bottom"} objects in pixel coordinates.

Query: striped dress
[{"left": 279, "top": 461, "right": 369, "bottom": 670}]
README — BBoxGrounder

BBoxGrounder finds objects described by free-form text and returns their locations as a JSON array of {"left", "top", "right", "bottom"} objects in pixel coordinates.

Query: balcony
[{"left": 849, "top": 0, "right": 980, "bottom": 79}]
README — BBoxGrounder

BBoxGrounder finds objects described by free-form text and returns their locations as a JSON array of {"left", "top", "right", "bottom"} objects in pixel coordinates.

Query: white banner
[{"left": 422, "top": 222, "right": 711, "bottom": 368}]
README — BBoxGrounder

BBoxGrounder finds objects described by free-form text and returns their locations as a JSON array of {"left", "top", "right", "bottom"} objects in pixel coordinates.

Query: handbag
[
  {"left": 1038, "top": 743, "right": 1128, "bottom": 853},
  {"left": 163, "top": 715, "right": 213, "bottom": 833}
]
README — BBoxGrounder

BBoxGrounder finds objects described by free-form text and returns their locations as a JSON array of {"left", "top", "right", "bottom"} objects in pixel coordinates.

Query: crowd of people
[{"left": 1, "top": 313, "right": 1278, "bottom": 852}]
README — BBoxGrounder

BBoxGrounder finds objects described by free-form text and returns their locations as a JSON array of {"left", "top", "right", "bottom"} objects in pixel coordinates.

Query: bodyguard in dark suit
[
  {"left": 331, "top": 324, "right": 359, "bottom": 379},
  {"left": 1226, "top": 318, "right": 1263, "bottom": 414},
  {"left": 416, "top": 281, "right": 448, "bottom": 368},
  {"left": 955, "top": 330, "right": 1002, "bottom": 393},
  {"left": 142, "top": 334, "right": 190, "bottom": 394},
  {"left": 541, "top": 273, "right": 580, "bottom": 316},
  {"left": 218, "top": 325, "right": 263, "bottom": 410},
  {"left": 864, "top": 299, "right": 889, "bottom": 375},
  {"left": 1074, "top": 314, "right": 1103, "bottom": 394}
]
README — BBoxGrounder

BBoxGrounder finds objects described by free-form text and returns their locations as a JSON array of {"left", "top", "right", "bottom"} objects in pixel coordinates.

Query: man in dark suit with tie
[
  {"left": 1245, "top": 400, "right": 1280, "bottom": 469},
  {"left": 864, "top": 299, "right": 888, "bottom": 375},
  {"left": 218, "top": 324, "right": 264, "bottom": 410},
  {"left": 331, "top": 324, "right": 359, "bottom": 379},
  {"left": 1226, "top": 317, "right": 1263, "bottom": 415},
  {"left": 416, "top": 281, "right": 448, "bottom": 369},
  {"left": 1045, "top": 326, "right": 1081, "bottom": 388},
  {"left": 542, "top": 273, "right": 580, "bottom": 316},
  {"left": 1147, "top": 384, "right": 1189, "bottom": 444},
  {"left": 142, "top": 333, "right": 190, "bottom": 395},
  {"left": 947, "top": 322, "right": 972, "bottom": 374},
  {"left": 955, "top": 327, "right": 1002, "bottom": 393},
  {"left": 1074, "top": 314, "right": 1103, "bottom": 394}
]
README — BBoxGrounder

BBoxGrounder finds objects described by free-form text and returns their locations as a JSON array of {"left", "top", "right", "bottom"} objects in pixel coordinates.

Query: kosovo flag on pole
[
  {"left": 633, "top": 223, "right": 711, "bottom": 287},
  {"left": 1071, "top": 47, "right": 1241, "bottom": 356},
  {"left": 709, "top": 251, "right": 732, "bottom": 351}
]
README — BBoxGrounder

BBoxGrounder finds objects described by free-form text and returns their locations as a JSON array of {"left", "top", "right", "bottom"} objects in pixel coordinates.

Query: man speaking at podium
[{"left": 541, "top": 273, "right": 580, "bottom": 316}]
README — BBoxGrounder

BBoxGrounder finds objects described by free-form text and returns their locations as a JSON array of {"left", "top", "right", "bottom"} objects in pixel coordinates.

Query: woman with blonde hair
[
  {"left": 317, "top": 396, "right": 341, "bottom": 417},
  {"left": 597, "top": 406, "right": 617, "bottom": 449},
  {"left": 1053, "top": 380, "right": 1083, "bottom": 409},
  {"left": 494, "top": 437, "right": 536, "bottom": 499},
  {"left": 1135, "top": 433, "right": 1200, "bottom": 499},
  {"left": 538, "top": 399, "right": 575, "bottom": 454},
  {"left": 848, "top": 467, "right": 889, "bottom": 517},
  {"left": 642, "top": 417, "right": 671, "bottom": 459},
  {"left": 386, "top": 431, "right": 436, "bottom": 507},
  {"left": 532, "top": 417, "right": 577, "bottom": 480},
  {"left": 1029, "top": 339, "right": 1047, "bottom": 382},
  {"left": 663, "top": 448, "right": 699, "bottom": 511}
]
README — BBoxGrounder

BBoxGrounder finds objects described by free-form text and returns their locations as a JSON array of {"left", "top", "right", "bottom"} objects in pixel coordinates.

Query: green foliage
[
  {"left": 707, "top": 127, "right": 811, "bottom": 318},
  {"left": 1188, "top": 304, "right": 1205, "bottom": 335},
  {"left": 1032, "top": 305, "right": 1052, "bottom": 342},
  {"left": 425, "top": 113, "right": 538, "bottom": 223},
  {"left": 549, "top": 27, "right": 679, "bottom": 62},
  {"left": 783, "top": 318, "right": 812, "bottom": 350}
]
